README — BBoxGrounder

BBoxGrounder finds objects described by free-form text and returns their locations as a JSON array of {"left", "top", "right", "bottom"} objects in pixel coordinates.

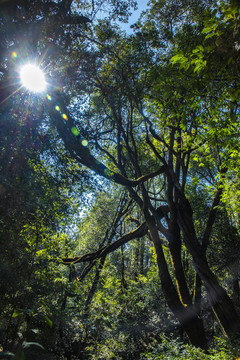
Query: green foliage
[
  {"left": 140, "top": 336, "right": 240, "bottom": 360},
  {"left": 83, "top": 263, "right": 167, "bottom": 360},
  {"left": 1, "top": 0, "right": 240, "bottom": 358}
]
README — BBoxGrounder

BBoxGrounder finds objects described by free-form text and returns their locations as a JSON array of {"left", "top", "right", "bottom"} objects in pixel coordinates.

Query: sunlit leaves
[
  {"left": 171, "top": 53, "right": 188, "bottom": 66},
  {"left": 171, "top": 47, "right": 207, "bottom": 73}
]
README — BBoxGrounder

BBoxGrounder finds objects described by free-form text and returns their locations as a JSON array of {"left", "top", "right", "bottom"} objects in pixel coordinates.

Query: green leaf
[
  {"left": 192, "top": 48, "right": 200, "bottom": 53},
  {"left": 202, "top": 27, "right": 213, "bottom": 34},
  {"left": 44, "top": 315, "right": 53, "bottom": 328},
  {"left": 194, "top": 65, "right": 202, "bottom": 73},
  {"left": 12, "top": 310, "right": 23, "bottom": 318},
  {"left": 205, "top": 32, "right": 215, "bottom": 39},
  {"left": 171, "top": 54, "right": 188, "bottom": 65}
]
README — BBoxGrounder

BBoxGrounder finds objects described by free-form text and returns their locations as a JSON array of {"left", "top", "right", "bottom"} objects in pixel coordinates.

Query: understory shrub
[{"left": 140, "top": 336, "right": 240, "bottom": 360}]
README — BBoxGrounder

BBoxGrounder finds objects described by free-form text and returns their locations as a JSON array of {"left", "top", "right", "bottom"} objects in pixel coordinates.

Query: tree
[
  {"left": 0, "top": 1, "right": 95, "bottom": 355},
  {"left": 0, "top": 0, "right": 138, "bottom": 356},
  {"left": 1, "top": 0, "right": 240, "bottom": 353},
  {"left": 58, "top": 0, "right": 240, "bottom": 348}
]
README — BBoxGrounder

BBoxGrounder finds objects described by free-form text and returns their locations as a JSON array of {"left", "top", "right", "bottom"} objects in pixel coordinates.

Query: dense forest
[{"left": 0, "top": 0, "right": 240, "bottom": 359}]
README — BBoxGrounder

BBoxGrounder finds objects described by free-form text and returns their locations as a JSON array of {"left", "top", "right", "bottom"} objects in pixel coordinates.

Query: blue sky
[{"left": 120, "top": 0, "right": 149, "bottom": 33}]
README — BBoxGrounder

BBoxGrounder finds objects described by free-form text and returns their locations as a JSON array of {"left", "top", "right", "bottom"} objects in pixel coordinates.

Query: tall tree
[
  {"left": 1, "top": 0, "right": 240, "bottom": 352},
  {"left": 59, "top": 0, "right": 240, "bottom": 348}
]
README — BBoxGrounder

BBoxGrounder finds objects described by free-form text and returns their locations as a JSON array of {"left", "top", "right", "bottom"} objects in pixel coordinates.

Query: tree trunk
[
  {"left": 193, "top": 272, "right": 202, "bottom": 317},
  {"left": 146, "top": 215, "right": 208, "bottom": 349},
  {"left": 168, "top": 221, "right": 192, "bottom": 307},
  {"left": 177, "top": 197, "right": 240, "bottom": 337},
  {"left": 85, "top": 256, "right": 106, "bottom": 312},
  {"left": 121, "top": 245, "right": 127, "bottom": 291},
  {"left": 139, "top": 239, "right": 145, "bottom": 275},
  {"left": 195, "top": 262, "right": 240, "bottom": 336},
  {"left": 232, "top": 275, "right": 239, "bottom": 304}
]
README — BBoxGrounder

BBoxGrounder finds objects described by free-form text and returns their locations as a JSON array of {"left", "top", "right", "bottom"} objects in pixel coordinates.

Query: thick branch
[
  {"left": 62, "top": 222, "right": 148, "bottom": 265},
  {"left": 51, "top": 14, "right": 91, "bottom": 25},
  {"left": 49, "top": 92, "right": 166, "bottom": 187}
]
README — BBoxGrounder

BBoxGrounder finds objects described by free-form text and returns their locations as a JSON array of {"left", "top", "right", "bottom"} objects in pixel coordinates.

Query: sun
[{"left": 20, "top": 64, "right": 46, "bottom": 92}]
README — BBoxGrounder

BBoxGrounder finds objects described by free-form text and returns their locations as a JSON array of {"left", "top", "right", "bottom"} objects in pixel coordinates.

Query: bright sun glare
[{"left": 20, "top": 64, "right": 46, "bottom": 92}]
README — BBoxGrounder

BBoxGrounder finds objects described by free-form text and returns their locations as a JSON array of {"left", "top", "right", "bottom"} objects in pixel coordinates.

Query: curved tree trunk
[{"left": 146, "top": 214, "right": 208, "bottom": 349}]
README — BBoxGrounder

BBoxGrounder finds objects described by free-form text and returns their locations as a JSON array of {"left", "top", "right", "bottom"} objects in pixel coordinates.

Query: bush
[{"left": 140, "top": 336, "right": 240, "bottom": 360}]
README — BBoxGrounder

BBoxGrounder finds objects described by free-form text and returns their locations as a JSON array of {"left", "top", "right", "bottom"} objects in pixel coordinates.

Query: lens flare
[
  {"left": 12, "top": 52, "right": 17, "bottom": 58},
  {"left": 81, "top": 139, "right": 88, "bottom": 147},
  {"left": 55, "top": 105, "right": 60, "bottom": 111},
  {"left": 62, "top": 113, "right": 68, "bottom": 120},
  {"left": 71, "top": 127, "right": 80, "bottom": 136},
  {"left": 20, "top": 64, "right": 46, "bottom": 92}
]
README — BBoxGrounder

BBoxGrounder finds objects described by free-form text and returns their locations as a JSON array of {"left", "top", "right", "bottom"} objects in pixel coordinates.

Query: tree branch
[
  {"left": 49, "top": 91, "right": 166, "bottom": 188},
  {"left": 201, "top": 188, "right": 222, "bottom": 253},
  {"left": 62, "top": 222, "right": 148, "bottom": 265},
  {"left": 202, "top": 168, "right": 227, "bottom": 252}
]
